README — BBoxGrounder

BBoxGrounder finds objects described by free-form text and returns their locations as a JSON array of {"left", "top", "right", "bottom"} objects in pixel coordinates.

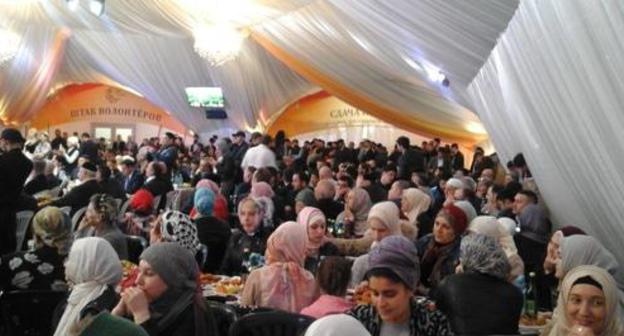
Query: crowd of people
[{"left": 0, "top": 126, "right": 622, "bottom": 336}]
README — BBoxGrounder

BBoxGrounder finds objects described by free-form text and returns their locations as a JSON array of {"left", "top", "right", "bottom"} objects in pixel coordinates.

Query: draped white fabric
[
  {"left": 0, "top": 0, "right": 516, "bottom": 138},
  {"left": 468, "top": 0, "right": 624, "bottom": 265}
]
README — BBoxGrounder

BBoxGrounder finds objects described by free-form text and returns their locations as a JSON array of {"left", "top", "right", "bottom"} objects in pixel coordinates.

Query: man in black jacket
[
  {"left": 396, "top": 136, "right": 425, "bottom": 180},
  {"left": 120, "top": 158, "right": 144, "bottom": 195},
  {"left": 79, "top": 132, "right": 100, "bottom": 164},
  {"left": 0, "top": 129, "right": 33, "bottom": 254},
  {"left": 213, "top": 138, "right": 237, "bottom": 198},
  {"left": 23, "top": 159, "right": 51, "bottom": 195},
  {"left": 450, "top": 143, "right": 465, "bottom": 172},
  {"left": 51, "top": 162, "right": 103, "bottom": 216}
]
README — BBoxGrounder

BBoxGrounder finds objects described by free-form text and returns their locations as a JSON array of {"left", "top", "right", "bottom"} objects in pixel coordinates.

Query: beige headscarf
[
  {"left": 548, "top": 265, "right": 624, "bottom": 336},
  {"left": 32, "top": 206, "right": 73, "bottom": 255},
  {"left": 402, "top": 188, "right": 431, "bottom": 226}
]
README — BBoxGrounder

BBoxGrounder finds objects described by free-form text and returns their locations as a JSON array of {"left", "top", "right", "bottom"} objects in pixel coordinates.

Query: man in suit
[
  {"left": 0, "top": 129, "right": 33, "bottom": 254},
  {"left": 450, "top": 143, "right": 465, "bottom": 172},
  {"left": 51, "top": 162, "right": 103, "bottom": 216},
  {"left": 155, "top": 132, "right": 178, "bottom": 170},
  {"left": 396, "top": 136, "right": 425, "bottom": 180},
  {"left": 143, "top": 161, "right": 173, "bottom": 200},
  {"left": 120, "top": 157, "right": 144, "bottom": 195},
  {"left": 79, "top": 132, "right": 100, "bottom": 163}
]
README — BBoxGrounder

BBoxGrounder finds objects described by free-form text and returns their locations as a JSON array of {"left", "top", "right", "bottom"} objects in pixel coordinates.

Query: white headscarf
[
  {"left": 402, "top": 188, "right": 431, "bottom": 225},
  {"left": 54, "top": 237, "right": 122, "bottom": 336},
  {"left": 305, "top": 314, "right": 371, "bottom": 336},
  {"left": 549, "top": 265, "right": 624, "bottom": 336}
]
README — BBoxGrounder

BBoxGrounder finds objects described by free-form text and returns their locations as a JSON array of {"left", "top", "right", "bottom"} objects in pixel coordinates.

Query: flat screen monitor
[{"left": 185, "top": 87, "right": 224, "bottom": 108}]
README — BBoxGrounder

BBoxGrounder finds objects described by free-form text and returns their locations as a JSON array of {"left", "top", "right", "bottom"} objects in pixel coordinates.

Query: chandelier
[
  {"left": 193, "top": 24, "right": 245, "bottom": 67},
  {"left": 0, "top": 29, "right": 20, "bottom": 66}
]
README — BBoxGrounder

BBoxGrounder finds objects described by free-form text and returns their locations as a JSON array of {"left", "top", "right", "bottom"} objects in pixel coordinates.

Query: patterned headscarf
[
  {"left": 549, "top": 266, "right": 624, "bottom": 336},
  {"left": 89, "top": 193, "right": 118, "bottom": 225},
  {"left": 32, "top": 206, "right": 72, "bottom": 255},
  {"left": 159, "top": 210, "right": 201, "bottom": 254},
  {"left": 460, "top": 233, "right": 511, "bottom": 280}
]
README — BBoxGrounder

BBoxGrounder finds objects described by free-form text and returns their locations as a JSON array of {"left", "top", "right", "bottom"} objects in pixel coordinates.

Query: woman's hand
[
  {"left": 111, "top": 298, "right": 127, "bottom": 317},
  {"left": 122, "top": 287, "right": 151, "bottom": 324}
]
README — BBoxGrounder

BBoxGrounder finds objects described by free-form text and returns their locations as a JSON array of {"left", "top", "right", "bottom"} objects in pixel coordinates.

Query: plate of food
[
  {"left": 213, "top": 276, "right": 243, "bottom": 296},
  {"left": 199, "top": 273, "right": 222, "bottom": 285},
  {"left": 519, "top": 313, "right": 550, "bottom": 333}
]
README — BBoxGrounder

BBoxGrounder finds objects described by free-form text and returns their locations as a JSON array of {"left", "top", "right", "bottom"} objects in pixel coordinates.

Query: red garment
[
  {"left": 190, "top": 195, "right": 229, "bottom": 222},
  {"left": 300, "top": 294, "right": 354, "bottom": 319}
]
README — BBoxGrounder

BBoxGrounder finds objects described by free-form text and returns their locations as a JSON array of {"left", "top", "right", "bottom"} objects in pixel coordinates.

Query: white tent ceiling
[{"left": 0, "top": 0, "right": 518, "bottom": 142}]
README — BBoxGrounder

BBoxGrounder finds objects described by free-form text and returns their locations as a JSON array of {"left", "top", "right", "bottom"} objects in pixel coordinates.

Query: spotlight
[
  {"left": 66, "top": 0, "right": 79, "bottom": 11},
  {"left": 89, "top": 0, "right": 104, "bottom": 16}
]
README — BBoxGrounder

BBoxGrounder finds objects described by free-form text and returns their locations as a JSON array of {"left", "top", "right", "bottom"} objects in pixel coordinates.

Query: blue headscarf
[{"left": 194, "top": 188, "right": 215, "bottom": 216}]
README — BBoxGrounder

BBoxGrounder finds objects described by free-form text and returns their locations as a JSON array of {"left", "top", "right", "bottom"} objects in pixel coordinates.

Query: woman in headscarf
[
  {"left": 112, "top": 243, "right": 217, "bottom": 336},
  {"left": 240, "top": 221, "right": 319, "bottom": 313},
  {"left": 122, "top": 189, "right": 155, "bottom": 238},
  {"left": 0, "top": 206, "right": 71, "bottom": 291},
  {"left": 54, "top": 237, "right": 122, "bottom": 336},
  {"left": 544, "top": 226, "right": 587, "bottom": 276},
  {"left": 416, "top": 204, "right": 468, "bottom": 297},
  {"left": 556, "top": 235, "right": 624, "bottom": 310},
  {"left": 75, "top": 194, "right": 128, "bottom": 260},
  {"left": 336, "top": 187, "right": 373, "bottom": 238},
  {"left": 436, "top": 233, "right": 522, "bottom": 335},
  {"left": 220, "top": 197, "right": 271, "bottom": 276},
  {"left": 469, "top": 215, "right": 525, "bottom": 284},
  {"left": 400, "top": 188, "right": 431, "bottom": 237},
  {"left": 297, "top": 207, "right": 340, "bottom": 274},
  {"left": 544, "top": 265, "right": 624, "bottom": 336},
  {"left": 250, "top": 181, "right": 275, "bottom": 199},
  {"left": 150, "top": 210, "right": 201, "bottom": 256},
  {"left": 192, "top": 188, "right": 230, "bottom": 273},
  {"left": 301, "top": 257, "right": 354, "bottom": 319},
  {"left": 192, "top": 179, "right": 229, "bottom": 222},
  {"left": 348, "top": 236, "right": 453, "bottom": 336},
  {"left": 349, "top": 202, "right": 403, "bottom": 288},
  {"left": 305, "top": 314, "right": 371, "bottom": 336}
]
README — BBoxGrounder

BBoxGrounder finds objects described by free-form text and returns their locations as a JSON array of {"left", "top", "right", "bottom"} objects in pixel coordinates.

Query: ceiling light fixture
[
  {"left": 89, "top": 0, "right": 104, "bottom": 16},
  {"left": 66, "top": 0, "right": 79, "bottom": 11},
  {"left": 0, "top": 29, "right": 20, "bottom": 67},
  {"left": 193, "top": 24, "right": 246, "bottom": 67}
]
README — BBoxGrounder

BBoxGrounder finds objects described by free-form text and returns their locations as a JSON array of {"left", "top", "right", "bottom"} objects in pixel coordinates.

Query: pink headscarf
[
  {"left": 196, "top": 179, "right": 219, "bottom": 194},
  {"left": 261, "top": 221, "right": 317, "bottom": 312},
  {"left": 297, "top": 207, "right": 327, "bottom": 252},
  {"left": 251, "top": 182, "right": 275, "bottom": 199}
]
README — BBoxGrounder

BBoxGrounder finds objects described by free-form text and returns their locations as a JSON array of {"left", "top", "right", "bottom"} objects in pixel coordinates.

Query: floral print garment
[{"left": 0, "top": 245, "right": 67, "bottom": 291}]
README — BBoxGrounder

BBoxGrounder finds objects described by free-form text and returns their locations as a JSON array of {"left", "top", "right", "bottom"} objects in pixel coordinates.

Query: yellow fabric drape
[
  {"left": 1, "top": 29, "right": 70, "bottom": 126},
  {"left": 252, "top": 32, "right": 487, "bottom": 146}
]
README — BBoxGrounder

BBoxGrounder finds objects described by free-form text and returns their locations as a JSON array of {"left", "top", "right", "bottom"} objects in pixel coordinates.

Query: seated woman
[
  {"left": 112, "top": 242, "right": 217, "bottom": 336},
  {"left": 295, "top": 188, "right": 317, "bottom": 214},
  {"left": 150, "top": 210, "right": 202, "bottom": 260},
  {"left": 191, "top": 179, "right": 229, "bottom": 222},
  {"left": 220, "top": 198, "right": 271, "bottom": 276},
  {"left": 401, "top": 188, "right": 432, "bottom": 237},
  {"left": 556, "top": 235, "right": 624, "bottom": 307},
  {"left": 75, "top": 193, "right": 128, "bottom": 260},
  {"left": 335, "top": 188, "right": 372, "bottom": 238},
  {"left": 416, "top": 204, "right": 467, "bottom": 297},
  {"left": 54, "top": 237, "right": 122, "bottom": 336},
  {"left": 543, "top": 265, "right": 624, "bottom": 336},
  {"left": 301, "top": 256, "right": 354, "bottom": 319},
  {"left": 297, "top": 206, "right": 339, "bottom": 274},
  {"left": 122, "top": 188, "right": 155, "bottom": 239},
  {"left": 469, "top": 215, "right": 525, "bottom": 285},
  {"left": 349, "top": 202, "right": 404, "bottom": 288},
  {"left": 192, "top": 188, "right": 231, "bottom": 273},
  {"left": 0, "top": 206, "right": 71, "bottom": 291},
  {"left": 240, "top": 221, "right": 319, "bottom": 313},
  {"left": 348, "top": 236, "right": 453, "bottom": 336},
  {"left": 436, "top": 233, "right": 522, "bottom": 335}
]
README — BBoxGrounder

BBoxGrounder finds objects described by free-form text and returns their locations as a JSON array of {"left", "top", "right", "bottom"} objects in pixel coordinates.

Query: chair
[
  {"left": 205, "top": 300, "right": 239, "bottom": 336},
  {"left": 165, "top": 190, "right": 177, "bottom": 210},
  {"left": 152, "top": 195, "right": 162, "bottom": 213},
  {"left": 126, "top": 235, "right": 148, "bottom": 264},
  {"left": 228, "top": 311, "right": 315, "bottom": 336},
  {"left": 14, "top": 211, "right": 34, "bottom": 252},
  {"left": 0, "top": 290, "right": 68, "bottom": 336},
  {"left": 58, "top": 206, "right": 71, "bottom": 216},
  {"left": 71, "top": 206, "right": 88, "bottom": 231},
  {"left": 196, "top": 243, "right": 208, "bottom": 270}
]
